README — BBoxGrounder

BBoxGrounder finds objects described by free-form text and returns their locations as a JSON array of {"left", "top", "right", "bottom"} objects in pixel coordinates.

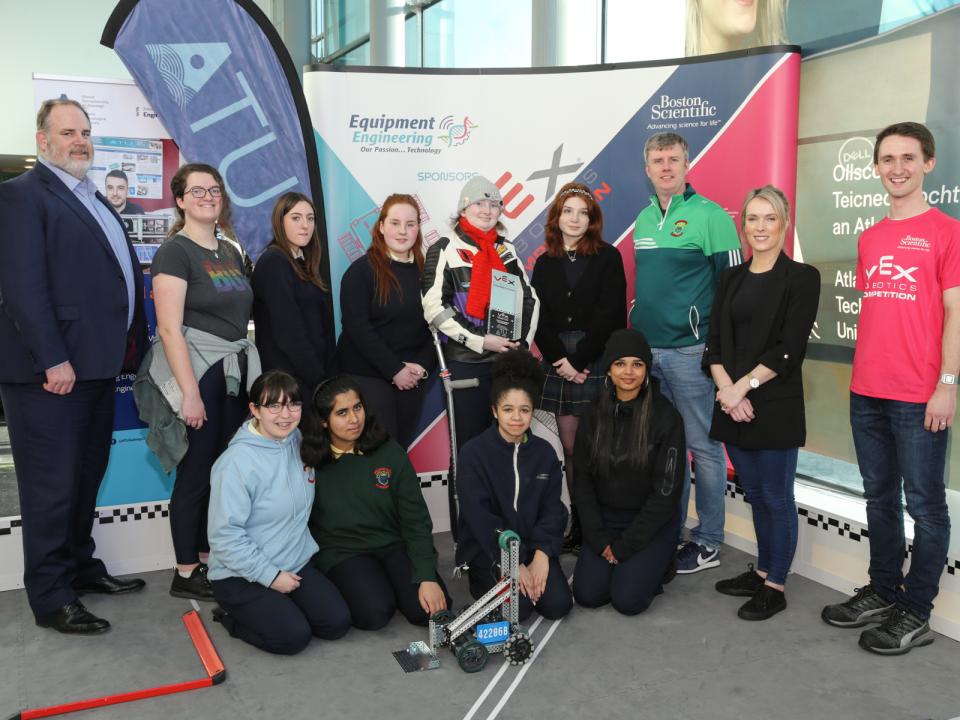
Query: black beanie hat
[{"left": 600, "top": 328, "right": 653, "bottom": 373}]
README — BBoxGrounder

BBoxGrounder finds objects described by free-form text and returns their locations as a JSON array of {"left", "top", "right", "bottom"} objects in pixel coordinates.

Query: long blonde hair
[{"left": 685, "top": 0, "right": 788, "bottom": 56}]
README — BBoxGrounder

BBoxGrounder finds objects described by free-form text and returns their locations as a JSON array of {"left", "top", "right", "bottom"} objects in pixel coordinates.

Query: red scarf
[{"left": 461, "top": 217, "right": 506, "bottom": 320}]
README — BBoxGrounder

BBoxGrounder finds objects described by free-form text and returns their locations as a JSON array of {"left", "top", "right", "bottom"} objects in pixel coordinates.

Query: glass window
[
  {"left": 319, "top": 0, "right": 370, "bottom": 59},
  {"left": 423, "top": 0, "right": 533, "bottom": 68}
]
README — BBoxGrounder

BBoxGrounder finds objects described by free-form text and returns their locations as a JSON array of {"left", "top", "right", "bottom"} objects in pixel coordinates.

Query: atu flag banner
[
  {"left": 305, "top": 48, "right": 800, "bottom": 528},
  {"left": 101, "top": 0, "right": 325, "bottom": 260}
]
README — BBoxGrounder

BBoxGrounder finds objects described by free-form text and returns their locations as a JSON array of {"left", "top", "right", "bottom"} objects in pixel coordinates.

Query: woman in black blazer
[
  {"left": 252, "top": 192, "right": 335, "bottom": 398},
  {"left": 702, "top": 184, "right": 820, "bottom": 621},
  {"left": 531, "top": 182, "right": 626, "bottom": 552}
]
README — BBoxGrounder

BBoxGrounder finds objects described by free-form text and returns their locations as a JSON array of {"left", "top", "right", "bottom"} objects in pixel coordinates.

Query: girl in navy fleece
[{"left": 456, "top": 350, "right": 573, "bottom": 621}]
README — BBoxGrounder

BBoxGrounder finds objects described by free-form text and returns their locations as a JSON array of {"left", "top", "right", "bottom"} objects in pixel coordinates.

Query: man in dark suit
[{"left": 0, "top": 99, "right": 149, "bottom": 635}]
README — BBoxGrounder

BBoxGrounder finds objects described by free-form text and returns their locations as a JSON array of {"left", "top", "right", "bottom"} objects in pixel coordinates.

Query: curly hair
[{"left": 489, "top": 349, "right": 545, "bottom": 407}]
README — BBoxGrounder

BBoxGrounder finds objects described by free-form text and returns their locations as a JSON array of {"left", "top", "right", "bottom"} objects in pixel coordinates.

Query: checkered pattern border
[
  {"left": 719, "top": 476, "right": 960, "bottom": 576},
  {"left": 0, "top": 503, "right": 169, "bottom": 535},
  {"left": 418, "top": 472, "right": 448, "bottom": 489},
  {"left": 94, "top": 503, "right": 169, "bottom": 524}
]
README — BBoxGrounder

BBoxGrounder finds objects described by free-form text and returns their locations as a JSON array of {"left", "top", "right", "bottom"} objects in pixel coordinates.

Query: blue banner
[{"left": 102, "top": 0, "right": 327, "bottom": 260}]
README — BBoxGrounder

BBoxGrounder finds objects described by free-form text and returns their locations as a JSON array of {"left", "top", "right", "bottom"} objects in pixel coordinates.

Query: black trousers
[
  {"left": 211, "top": 563, "right": 350, "bottom": 655},
  {"left": 348, "top": 373, "right": 428, "bottom": 449},
  {"left": 1, "top": 379, "right": 114, "bottom": 616},
  {"left": 170, "top": 361, "right": 247, "bottom": 564},
  {"left": 467, "top": 551, "right": 572, "bottom": 622},
  {"left": 325, "top": 549, "right": 452, "bottom": 630},
  {"left": 573, "top": 513, "right": 680, "bottom": 616}
]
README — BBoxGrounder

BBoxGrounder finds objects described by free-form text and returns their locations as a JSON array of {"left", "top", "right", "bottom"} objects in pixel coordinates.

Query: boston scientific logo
[
  {"left": 349, "top": 113, "right": 478, "bottom": 155},
  {"left": 649, "top": 94, "right": 718, "bottom": 121},
  {"left": 834, "top": 137, "right": 878, "bottom": 182}
]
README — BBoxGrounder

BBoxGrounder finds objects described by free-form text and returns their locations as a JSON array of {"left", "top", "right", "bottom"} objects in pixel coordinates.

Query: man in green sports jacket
[{"left": 629, "top": 132, "right": 742, "bottom": 575}]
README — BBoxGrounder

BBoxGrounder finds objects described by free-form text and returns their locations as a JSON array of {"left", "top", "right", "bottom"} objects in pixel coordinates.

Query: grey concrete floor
[
  {"left": 1, "top": 537, "right": 958, "bottom": 720},
  {"left": 0, "top": 422, "right": 18, "bottom": 517}
]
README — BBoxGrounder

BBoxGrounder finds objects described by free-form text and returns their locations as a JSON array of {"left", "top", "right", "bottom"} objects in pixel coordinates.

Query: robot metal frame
[{"left": 427, "top": 530, "right": 534, "bottom": 673}]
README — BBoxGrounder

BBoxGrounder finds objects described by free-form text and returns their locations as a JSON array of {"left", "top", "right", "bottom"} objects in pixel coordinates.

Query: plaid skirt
[{"left": 539, "top": 331, "right": 606, "bottom": 417}]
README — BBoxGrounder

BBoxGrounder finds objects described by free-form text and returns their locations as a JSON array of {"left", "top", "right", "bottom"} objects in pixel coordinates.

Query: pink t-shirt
[{"left": 851, "top": 207, "right": 960, "bottom": 402}]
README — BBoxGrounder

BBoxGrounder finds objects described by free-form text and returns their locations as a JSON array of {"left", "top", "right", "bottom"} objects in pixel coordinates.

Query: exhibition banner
[
  {"left": 102, "top": 0, "right": 325, "bottom": 259},
  {"left": 305, "top": 48, "right": 801, "bottom": 477}
]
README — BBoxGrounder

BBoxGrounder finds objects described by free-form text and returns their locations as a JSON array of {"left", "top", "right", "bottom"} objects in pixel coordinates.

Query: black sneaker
[
  {"left": 821, "top": 584, "right": 894, "bottom": 628},
  {"left": 737, "top": 585, "right": 786, "bottom": 621},
  {"left": 715, "top": 563, "right": 765, "bottom": 597},
  {"left": 858, "top": 606, "right": 934, "bottom": 655},
  {"left": 170, "top": 565, "right": 214, "bottom": 601}
]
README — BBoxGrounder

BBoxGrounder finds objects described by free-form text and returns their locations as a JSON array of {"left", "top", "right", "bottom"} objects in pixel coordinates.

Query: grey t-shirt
[{"left": 151, "top": 233, "right": 253, "bottom": 341}]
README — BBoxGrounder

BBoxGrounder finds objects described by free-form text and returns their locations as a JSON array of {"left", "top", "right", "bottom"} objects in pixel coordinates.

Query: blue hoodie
[
  {"left": 207, "top": 421, "right": 318, "bottom": 586},
  {"left": 455, "top": 425, "right": 567, "bottom": 566}
]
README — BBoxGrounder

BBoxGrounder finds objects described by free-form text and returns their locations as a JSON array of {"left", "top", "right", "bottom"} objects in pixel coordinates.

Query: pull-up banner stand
[
  {"left": 101, "top": 0, "right": 327, "bottom": 262},
  {"left": 304, "top": 48, "right": 801, "bottom": 519}
]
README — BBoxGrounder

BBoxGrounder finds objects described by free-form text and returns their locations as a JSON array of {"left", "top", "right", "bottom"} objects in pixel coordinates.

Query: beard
[{"left": 43, "top": 141, "right": 94, "bottom": 180}]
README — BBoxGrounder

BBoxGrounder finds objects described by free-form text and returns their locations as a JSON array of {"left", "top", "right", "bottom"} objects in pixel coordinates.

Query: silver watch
[{"left": 940, "top": 373, "right": 958, "bottom": 385}]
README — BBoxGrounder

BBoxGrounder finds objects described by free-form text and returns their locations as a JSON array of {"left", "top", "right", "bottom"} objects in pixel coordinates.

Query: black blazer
[
  {"left": 0, "top": 163, "right": 147, "bottom": 383},
  {"left": 531, "top": 242, "right": 626, "bottom": 370},
  {"left": 702, "top": 251, "right": 820, "bottom": 449},
  {"left": 251, "top": 246, "right": 335, "bottom": 392}
]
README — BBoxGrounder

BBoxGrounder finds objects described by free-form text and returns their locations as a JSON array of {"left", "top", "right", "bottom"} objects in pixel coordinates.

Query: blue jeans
[
  {"left": 726, "top": 446, "right": 799, "bottom": 586},
  {"left": 850, "top": 392, "right": 951, "bottom": 620},
  {"left": 651, "top": 344, "right": 726, "bottom": 549}
]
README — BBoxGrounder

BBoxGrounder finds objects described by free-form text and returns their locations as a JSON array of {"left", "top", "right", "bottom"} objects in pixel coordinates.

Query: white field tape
[
  {"left": 461, "top": 616, "right": 545, "bottom": 720},
  {"left": 190, "top": 599, "right": 201, "bottom": 612},
  {"left": 462, "top": 573, "right": 574, "bottom": 720},
  {"left": 484, "top": 616, "right": 565, "bottom": 720}
]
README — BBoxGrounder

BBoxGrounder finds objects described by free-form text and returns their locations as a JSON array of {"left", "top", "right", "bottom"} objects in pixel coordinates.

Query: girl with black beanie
[{"left": 572, "top": 329, "right": 686, "bottom": 615}]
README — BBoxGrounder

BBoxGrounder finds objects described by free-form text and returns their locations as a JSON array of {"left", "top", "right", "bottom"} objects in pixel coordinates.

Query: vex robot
[{"left": 430, "top": 530, "right": 533, "bottom": 673}]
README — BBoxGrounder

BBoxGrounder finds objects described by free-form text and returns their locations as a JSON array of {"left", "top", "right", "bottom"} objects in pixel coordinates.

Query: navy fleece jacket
[{"left": 455, "top": 425, "right": 567, "bottom": 566}]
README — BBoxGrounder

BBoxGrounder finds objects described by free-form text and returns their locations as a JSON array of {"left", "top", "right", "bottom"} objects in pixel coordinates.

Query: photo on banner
[{"left": 305, "top": 48, "right": 800, "bottom": 513}]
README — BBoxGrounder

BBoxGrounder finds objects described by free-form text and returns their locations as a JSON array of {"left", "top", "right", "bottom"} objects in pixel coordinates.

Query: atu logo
[
  {"left": 438, "top": 115, "right": 478, "bottom": 147},
  {"left": 834, "top": 136, "right": 878, "bottom": 183},
  {"left": 145, "top": 41, "right": 298, "bottom": 207}
]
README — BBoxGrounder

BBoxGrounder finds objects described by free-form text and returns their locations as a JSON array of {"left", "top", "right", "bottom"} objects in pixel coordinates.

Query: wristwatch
[
  {"left": 940, "top": 373, "right": 958, "bottom": 385},
  {"left": 748, "top": 375, "right": 760, "bottom": 390}
]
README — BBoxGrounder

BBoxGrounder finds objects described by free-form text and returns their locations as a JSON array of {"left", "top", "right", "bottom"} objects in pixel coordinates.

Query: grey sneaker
[
  {"left": 821, "top": 584, "right": 894, "bottom": 627},
  {"left": 858, "top": 606, "right": 934, "bottom": 655}
]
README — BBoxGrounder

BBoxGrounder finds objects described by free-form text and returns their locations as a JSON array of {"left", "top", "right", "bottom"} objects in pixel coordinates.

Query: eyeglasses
[
  {"left": 256, "top": 401, "right": 303, "bottom": 414},
  {"left": 185, "top": 185, "right": 223, "bottom": 199}
]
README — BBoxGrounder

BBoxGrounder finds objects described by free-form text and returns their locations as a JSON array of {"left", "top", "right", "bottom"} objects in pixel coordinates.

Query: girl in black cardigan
[
  {"left": 572, "top": 329, "right": 685, "bottom": 616},
  {"left": 337, "top": 194, "right": 436, "bottom": 449},
  {"left": 252, "top": 192, "right": 334, "bottom": 398},
  {"left": 704, "top": 185, "right": 820, "bottom": 621},
  {"left": 531, "top": 182, "right": 626, "bottom": 551}
]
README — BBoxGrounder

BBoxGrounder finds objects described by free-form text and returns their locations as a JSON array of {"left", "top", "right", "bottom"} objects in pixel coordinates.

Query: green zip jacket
[
  {"left": 309, "top": 440, "right": 438, "bottom": 583},
  {"left": 629, "top": 185, "right": 741, "bottom": 348}
]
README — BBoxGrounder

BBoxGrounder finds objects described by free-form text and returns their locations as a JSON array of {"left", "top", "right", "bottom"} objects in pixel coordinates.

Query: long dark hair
[
  {"left": 268, "top": 192, "right": 327, "bottom": 290},
  {"left": 368, "top": 194, "right": 425, "bottom": 306},
  {"left": 490, "top": 349, "right": 545, "bottom": 406},
  {"left": 543, "top": 182, "right": 604, "bottom": 257},
  {"left": 589, "top": 379, "right": 655, "bottom": 478},
  {"left": 167, "top": 162, "right": 234, "bottom": 239},
  {"left": 300, "top": 375, "right": 388, "bottom": 468}
]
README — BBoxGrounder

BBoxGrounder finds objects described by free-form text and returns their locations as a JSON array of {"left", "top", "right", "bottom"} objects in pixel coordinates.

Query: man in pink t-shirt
[{"left": 821, "top": 122, "right": 960, "bottom": 656}]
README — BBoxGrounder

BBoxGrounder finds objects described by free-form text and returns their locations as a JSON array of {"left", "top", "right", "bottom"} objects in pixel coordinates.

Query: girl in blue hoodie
[
  {"left": 207, "top": 371, "right": 350, "bottom": 654},
  {"left": 456, "top": 350, "right": 573, "bottom": 621}
]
